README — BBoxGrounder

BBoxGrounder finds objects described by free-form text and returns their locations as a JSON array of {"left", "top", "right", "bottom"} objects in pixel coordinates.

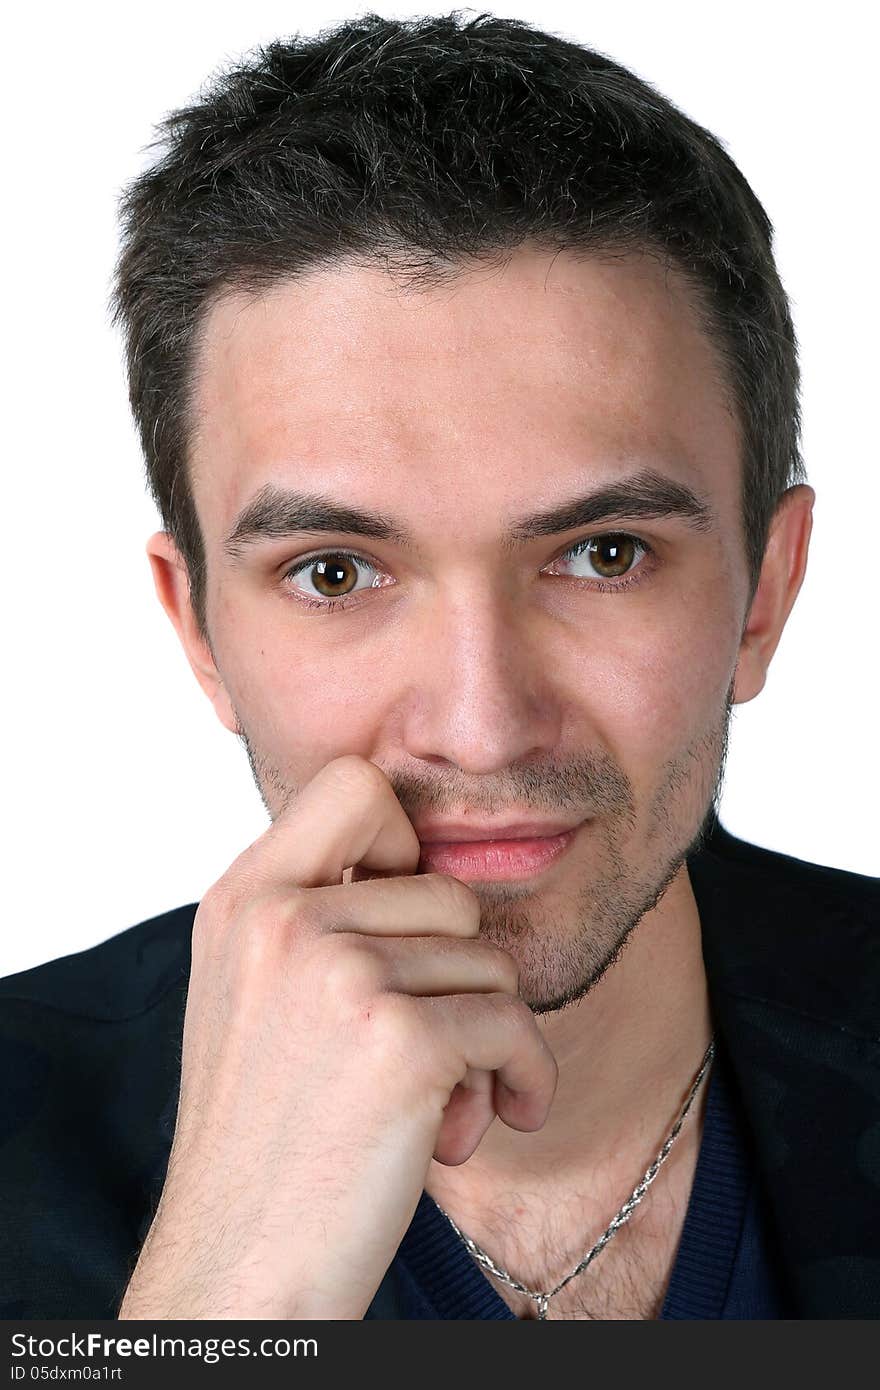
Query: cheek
[
  {"left": 217, "top": 599, "right": 383, "bottom": 761},
  {"left": 588, "top": 609, "right": 737, "bottom": 769}
]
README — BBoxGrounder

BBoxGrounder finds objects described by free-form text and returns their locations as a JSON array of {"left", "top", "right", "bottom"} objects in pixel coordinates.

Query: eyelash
[{"left": 281, "top": 532, "right": 656, "bottom": 613}]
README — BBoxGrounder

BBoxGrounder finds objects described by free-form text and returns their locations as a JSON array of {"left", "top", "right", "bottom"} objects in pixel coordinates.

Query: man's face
[{"left": 184, "top": 247, "right": 750, "bottom": 1013}]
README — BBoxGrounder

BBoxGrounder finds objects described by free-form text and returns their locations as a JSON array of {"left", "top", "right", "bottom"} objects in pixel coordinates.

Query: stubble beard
[{"left": 234, "top": 684, "right": 733, "bottom": 1016}]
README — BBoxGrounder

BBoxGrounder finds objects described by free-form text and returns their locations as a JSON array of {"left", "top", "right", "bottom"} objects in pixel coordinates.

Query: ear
[
  {"left": 145, "top": 531, "right": 241, "bottom": 734},
  {"left": 733, "top": 484, "right": 815, "bottom": 705}
]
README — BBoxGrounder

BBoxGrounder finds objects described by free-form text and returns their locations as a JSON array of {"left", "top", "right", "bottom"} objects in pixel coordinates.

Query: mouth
[{"left": 416, "top": 824, "right": 584, "bottom": 881}]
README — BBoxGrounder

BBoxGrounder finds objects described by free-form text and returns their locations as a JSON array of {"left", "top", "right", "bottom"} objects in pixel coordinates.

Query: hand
[{"left": 117, "top": 755, "right": 557, "bottom": 1320}]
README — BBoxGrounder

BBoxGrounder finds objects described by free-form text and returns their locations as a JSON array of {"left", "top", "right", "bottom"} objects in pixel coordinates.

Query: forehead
[{"left": 188, "top": 246, "right": 742, "bottom": 554}]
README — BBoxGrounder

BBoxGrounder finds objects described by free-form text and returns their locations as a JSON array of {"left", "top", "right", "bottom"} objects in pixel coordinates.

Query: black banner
[{"left": 1, "top": 1319, "right": 871, "bottom": 1386}]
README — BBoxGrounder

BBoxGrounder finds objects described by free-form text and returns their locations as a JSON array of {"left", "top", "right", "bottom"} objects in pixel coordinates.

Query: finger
[
  {"left": 342, "top": 934, "right": 519, "bottom": 997},
  {"left": 418, "top": 993, "right": 558, "bottom": 1134},
  {"left": 433, "top": 1068, "right": 497, "bottom": 1166},
  {"left": 225, "top": 755, "right": 422, "bottom": 890},
  {"left": 294, "top": 872, "right": 482, "bottom": 940}
]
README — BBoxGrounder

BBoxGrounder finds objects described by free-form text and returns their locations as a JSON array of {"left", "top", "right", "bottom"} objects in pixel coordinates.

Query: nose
[{"left": 397, "top": 586, "right": 566, "bottom": 775}]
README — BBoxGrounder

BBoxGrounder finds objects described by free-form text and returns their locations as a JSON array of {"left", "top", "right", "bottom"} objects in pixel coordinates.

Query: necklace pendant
[{"left": 536, "top": 1294, "right": 550, "bottom": 1320}]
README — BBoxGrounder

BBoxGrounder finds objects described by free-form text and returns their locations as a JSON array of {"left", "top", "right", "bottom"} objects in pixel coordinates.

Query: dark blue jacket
[{"left": 1, "top": 816, "right": 878, "bottom": 1318}]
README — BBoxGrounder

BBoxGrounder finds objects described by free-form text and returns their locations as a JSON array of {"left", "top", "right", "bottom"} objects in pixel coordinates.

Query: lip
[
  {"left": 417, "top": 824, "right": 584, "bottom": 881},
  {"left": 414, "top": 817, "right": 582, "bottom": 843}
]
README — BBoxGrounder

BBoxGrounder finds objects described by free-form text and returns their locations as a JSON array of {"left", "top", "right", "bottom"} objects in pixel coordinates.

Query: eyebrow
[{"left": 222, "top": 466, "right": 716, "bottom": 562}]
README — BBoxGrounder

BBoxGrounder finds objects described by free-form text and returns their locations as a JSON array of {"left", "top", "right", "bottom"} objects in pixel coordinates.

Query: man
[{"left": 1, "top": 12, "right": 877, "bottom": 1321}]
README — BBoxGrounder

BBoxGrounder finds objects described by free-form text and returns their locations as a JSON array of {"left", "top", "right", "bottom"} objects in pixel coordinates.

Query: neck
[{"left": 425, "top": 861, "right": 712, "bottom": 1204}]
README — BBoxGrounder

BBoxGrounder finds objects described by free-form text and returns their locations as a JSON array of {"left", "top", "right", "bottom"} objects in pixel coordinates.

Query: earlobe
[
  {"left": 732, "top": 484, "right": 815, "bottom": 706},
  {"left": 145, "top": 530, "right": 240, "bottom": 734}
]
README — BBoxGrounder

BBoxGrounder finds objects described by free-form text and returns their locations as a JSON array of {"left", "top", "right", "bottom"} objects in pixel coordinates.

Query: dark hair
[{"left": 112, "top": 9, "right": 804, "bottom": 646}]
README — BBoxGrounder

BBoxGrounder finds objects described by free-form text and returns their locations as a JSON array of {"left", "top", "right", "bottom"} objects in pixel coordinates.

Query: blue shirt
[{"left": 366, "top": 1037, "right": 791, "bottom": 1318}]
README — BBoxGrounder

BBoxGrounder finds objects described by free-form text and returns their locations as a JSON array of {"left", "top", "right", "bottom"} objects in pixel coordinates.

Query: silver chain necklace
[{"left": 433, "top": 1035, "right": 716, "bottom": 1319}]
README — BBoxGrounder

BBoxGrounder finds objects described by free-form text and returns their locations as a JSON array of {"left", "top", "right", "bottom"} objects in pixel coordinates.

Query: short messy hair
[{"left": 112, "top": 9, "right": 804, "bottom": 644}]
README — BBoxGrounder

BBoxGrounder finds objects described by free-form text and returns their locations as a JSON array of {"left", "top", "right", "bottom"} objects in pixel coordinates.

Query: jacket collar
[{"left": 688, "top": 814, "right": 880, "bottom": 1317}]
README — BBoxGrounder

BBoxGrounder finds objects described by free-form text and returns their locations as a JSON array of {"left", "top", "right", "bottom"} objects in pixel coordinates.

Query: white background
[{"left": 3, "top": 1, "right": 877, "bottom": 979}]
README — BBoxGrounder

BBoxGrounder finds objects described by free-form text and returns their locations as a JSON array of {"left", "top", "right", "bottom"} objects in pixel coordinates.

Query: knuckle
[
  {"left": 227, "top": 893, "right": 291, "bottom": 981},
  {"left": 240, "top": 890, "right": 289, "bottom": 934},
  {"left": 311, "top": 933, "right": 386, "bottom": 1003},
  {"left": 279, "top": 888, "right": 326, "bottom": 939},
  {"left": 421, "top": 873, "right": 482, "bottom": 932},
  {"left": 364, "top": 992, "right": 423, "bottom": 1060},
  {"left": 195, "top": 877, "right": 235, "bottom": 927},
  {"left": 482, "top": 944, "right": 520, "bottom": 993},
  {"left": 191, "top": 880, "right": 240, "bottom": 961},
  {"left": 197, "top": 869, "right": 267, "bottom": 931},
  {"left": 494, "top": 991, "right": 534, "bottom": 1031}
]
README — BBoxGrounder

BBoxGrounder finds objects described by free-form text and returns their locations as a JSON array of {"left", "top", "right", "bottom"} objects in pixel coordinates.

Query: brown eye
[
  {"left": 309, "top": 555, "right": 359, "bottom": 597},
  {"left": 586, "top": 534, "right": 638, "bottom": 578},
  {"left": 283, "top": 550, "right": 382, "bottom": 607},
  {"left": 586, "top": 530, "right": 633, "bottom": 575},
  {"left": 552, "top": 532, "right": 651, "bottom": 586}
]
